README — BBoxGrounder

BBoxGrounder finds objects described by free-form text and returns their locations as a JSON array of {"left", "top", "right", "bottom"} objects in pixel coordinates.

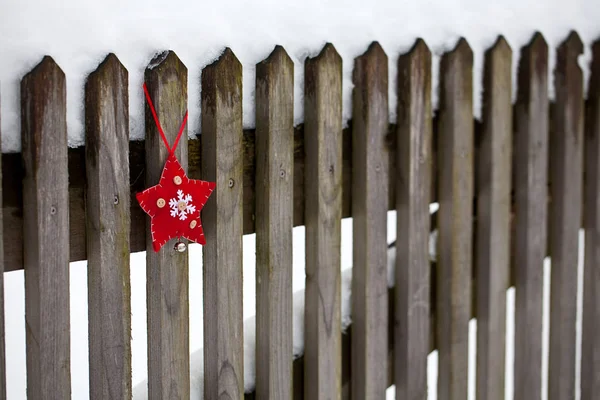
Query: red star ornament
[{"left": 136, "top": 153, "right": 215, "bottom": 252}]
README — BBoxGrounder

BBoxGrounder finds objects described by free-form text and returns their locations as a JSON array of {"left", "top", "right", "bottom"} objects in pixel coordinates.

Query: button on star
[{"left": 136, "top": 153, "right": 215, "bottom": 252}]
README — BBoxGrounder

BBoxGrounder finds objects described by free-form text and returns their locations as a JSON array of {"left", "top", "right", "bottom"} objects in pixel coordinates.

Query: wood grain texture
[
  {"left": 304, "top": 43, "right": 343, "bottom": 400},
  {"left": 548, "top": 33, "right": 583, "bottom": 400},
  {"left": 0, "top": 86, "right": 5, "bottom": 400},
  {"left": 582, "top": 39, "right": 600, "bottom": 400},
  {"left": 548, "top": 31, "right": 584, "bottom": 400},
  {"left": 351, "top": 41, "right": 389, "bottom": 400},
  {"left": 85, "top": 54, "right": 132, "bottom": 400},
  {"left": 21, "top": 56, "right": 71, "bottom": 399},
  {"left": 476, "top": 36, "right": 512, "bottom": 400},
  {"left": 513, "top": 32, "right": 548, "bottom": 400},
  {"left": 395, "top": 39, "right": 432, "bottom": 400},
  {"left": 436, "top": 38, "right": 474, "bottom": 400},
  {"left": 255, "top": 46, "right": 294, "bottom": 399},
  {"left": 201, "top": 48, "right": 244, "bottom": 400},
  {"left": 144, "top": 51, "right": 190, "bottom": 400}
]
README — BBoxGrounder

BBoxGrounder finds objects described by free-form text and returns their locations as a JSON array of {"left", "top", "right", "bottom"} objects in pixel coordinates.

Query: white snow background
[{"left": 2, "top": 0, "right": 599, "bottom": 398}]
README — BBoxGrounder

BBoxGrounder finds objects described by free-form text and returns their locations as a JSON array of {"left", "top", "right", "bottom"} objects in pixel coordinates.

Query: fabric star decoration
[{"left": 136, "top": 153, "right": 215, "bottom": 252}]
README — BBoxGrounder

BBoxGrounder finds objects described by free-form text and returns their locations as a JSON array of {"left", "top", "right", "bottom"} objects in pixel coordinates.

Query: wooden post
[
  {"left": 437, "top": 38, "right": 474, "bottom": 400},
  {"left": 144, "top": 51, "right": 190, "bottom": 400},
  {"left": 395, "top": 38, "right": 432, "bottom": 400},
  {"left": 0, "top": 86, "right": 5, "bottom": 400},
  {"left": 201, "top": 48, "right": 245, "bottom": 400},
  {"left": 351, "top": 41, "right": 389, "bottom": 399},
  {"left": 476, "top": 36, "right": 512, "bottom": 400},
  {"left": 255, "top": 45, "right": 294, "bottom": 399},
  {"left": 513, "top": 32, "right": 548, "bottom": 400},
  {"left": 548, "top": 31, "right": 584, "bottom": 400},
  {"left": 304, "top": 43, "right": 343, "bottom": 400},
  {"left": 85, "top": 54, "right": 132, "bottom": 399},
  {"left": 582, "top": 38, "right": 600, "bottom": 400},
  {"left": 21, "top": 56, "right": 71, "bottom": 399}
]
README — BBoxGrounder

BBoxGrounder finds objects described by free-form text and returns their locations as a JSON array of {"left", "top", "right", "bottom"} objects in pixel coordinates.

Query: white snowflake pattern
[{"left": 169, "top": 190, "right": 196, "bottom": 221}]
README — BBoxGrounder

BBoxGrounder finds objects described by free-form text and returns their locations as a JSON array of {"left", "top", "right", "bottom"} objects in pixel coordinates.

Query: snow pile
[{"left": 1, "top": 0, "right": 599, "bottom": 152}]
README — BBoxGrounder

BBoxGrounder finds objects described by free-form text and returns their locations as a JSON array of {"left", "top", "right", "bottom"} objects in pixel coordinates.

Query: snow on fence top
[{"left": 1, "top": 0, "right": 599, "bottom": 152}]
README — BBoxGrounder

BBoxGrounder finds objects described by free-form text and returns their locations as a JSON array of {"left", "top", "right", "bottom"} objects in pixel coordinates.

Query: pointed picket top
[
  {"left": 256, "top": 45, "right": 293, "bottom": 83},
  {"left": 453, "top": 37, "right": 474, "bottom": 58},
  {"left": 202, "top": 48, "right": 242, "bottom": 111},
  {"left": 484, "top": 36, "right": 512, "bottom": 79},
  {"left": 309, "top": 42, "right": 342, "bottom": 65},
  {"left": 23, "top": 55, "right": 65, "bottom": 83},
  {"left": 527, "top": 31, "right": 549, "bottom": 54},
  {"left": 362, "top": 41, "right": 387, "bottom": 61},
  {"left": 558, "top": 30, "right": 584, "bottom": 57},
  {"left": 206, "top": 47, "right": 242, "bottom": 73},
  {"left": 89, "top": 53, "right": 128, "bottom": 82},
  {"left": 409, "top": 38, "right": 431, "bottom": 58},
  {"left": 441, "top": 37, "right": 473, "bottom": 72},
  {"left": 590, "top": 40, "right": 600, "bottom": 99},
  {"left": 145, "top": 50, "right": 187, "bottom": 76},
  {"left": 488, "top": 35, "right": 512, "bottom": 56}
]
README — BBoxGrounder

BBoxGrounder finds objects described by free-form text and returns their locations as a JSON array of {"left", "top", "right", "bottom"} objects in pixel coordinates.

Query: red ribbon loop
[{"left": 142, "top": 83, "right": 188, "bottom": 155}]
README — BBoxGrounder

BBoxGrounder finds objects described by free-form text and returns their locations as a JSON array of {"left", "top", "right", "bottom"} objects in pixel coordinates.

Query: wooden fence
[{"left": 0, "top": 29, "right": 599, "bottom": 400}]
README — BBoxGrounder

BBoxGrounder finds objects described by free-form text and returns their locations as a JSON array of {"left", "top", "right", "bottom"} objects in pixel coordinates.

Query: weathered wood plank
[
  {"left": 351, "top": 41, "right": 389, "bottom": 399},
  {"left": 304, "top": 43, "right": 343, "bottom": 400},
  {"left": 144, "top": 51, "right": 190, "bottom": 400},
  {"left": 548, "top": 31, "right": 584, "bottom": 400},
  {"left": 437, "top": 38, "right": 474, "bottom": 400},
  {"left": 0, "top": 86, "right": 5, "bottom": 400},
  {"left": 21, "top": 56, "right": 71, "bottom": 399},
  {"left": 582, "top": 38, "right": 600, "bottom": 400},
  {"left": 394, "top": 39, "right": 432, "bottom": 400},
  {"left": 476, "top": 36, "right": 512, "bottom": 400},
  {"left": 202, "top": 48, "right": 244, "bottom": 400},
  {"left": 255, "top": 46, "right": 294, "bottom": 399},
  {"left": 513, "top": 32, "right": 548, "bottom": 400},
  {"left": 85, "top": 54, "right": 132, "bottom": 400}
]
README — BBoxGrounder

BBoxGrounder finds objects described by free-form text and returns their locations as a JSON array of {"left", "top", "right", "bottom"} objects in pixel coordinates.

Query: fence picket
[
  {"left": 395, "top": 38, "right": 432, "bottom": 400},
  {"left": 85, "top": 54, "right": 131, "bottom": 400},
  {"left": 21, "top": 56, "right": 71, "bottom": 399},
  {"left": 437, "top": 38, "right": 474, "bottom": 400},
  {"left": 513, "top": 32, "right": 548, "bottom": 400},
  {"left": 201, "top": 48, "right": 244, "bottom": 400},
  {"left": 582, "top": 39, "right": 600, "bottom": 400},
  {"left": 143, "top": 51, "right": 190, "bottom": 400},
  {"left": 475, "top": 36, "right": 512, "bottom": 400},
  {"left": 255, "top": 45, "right": 294, "bottom": 399},
  {"left": 548, "top": 31, "right": 584, "bottom": 400},
  {"left": 304, "top": 43, "right": 343, "bottom": 400},
  {"left": 0, "top": 87, "right": 5, "bottom": 400},
  {"left": 351, "top": 41, "right": 389, "bottom": 399}
]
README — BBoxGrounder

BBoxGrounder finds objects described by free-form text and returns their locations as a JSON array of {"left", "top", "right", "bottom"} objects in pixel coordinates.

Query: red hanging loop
[{"left": 143, "top": 83, "right": 188, "bottom": 155}]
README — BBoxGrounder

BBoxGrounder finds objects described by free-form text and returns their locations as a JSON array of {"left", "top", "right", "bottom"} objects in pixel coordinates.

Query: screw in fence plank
[
  {"left": 394, "top": 39, "right": 432, "bottom": 400},
  {"left": 143, "top": 51, "right": 190, "bottom": 400},
  {"left": 304, "top": 43, "right": 343, "bottom": 400},
  {"left": 255, "top": 45, "right": 294, "bottom": 400},
  {"left": 547, "top": 31, "right": 585, "bottom": 400},
  {"left": 21, "top": 56, "right": 71, "bottom": 399},
  {"left": 350, "top": 41, "right": 389, "bottom": 399},
  {"left": 436, "top": 38, "right": 473, "bottom": 400},
  {"left": 0, "top": 86, "right": 5, "bottom": 400},
  {"left": 475, "top": 36, "right": 512, "bottom": 400},
  {"left": 85, "top": 54, "right": 131, "bottom": 400},
  {"left": 582, "top": 38, "right": 600, "bottom": 400},
  {"left": 512, "top": 32, "right": 548, "bottom": 400},
  {"left": 201, "top": 48, "right": 244, "bottom": 400}
]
